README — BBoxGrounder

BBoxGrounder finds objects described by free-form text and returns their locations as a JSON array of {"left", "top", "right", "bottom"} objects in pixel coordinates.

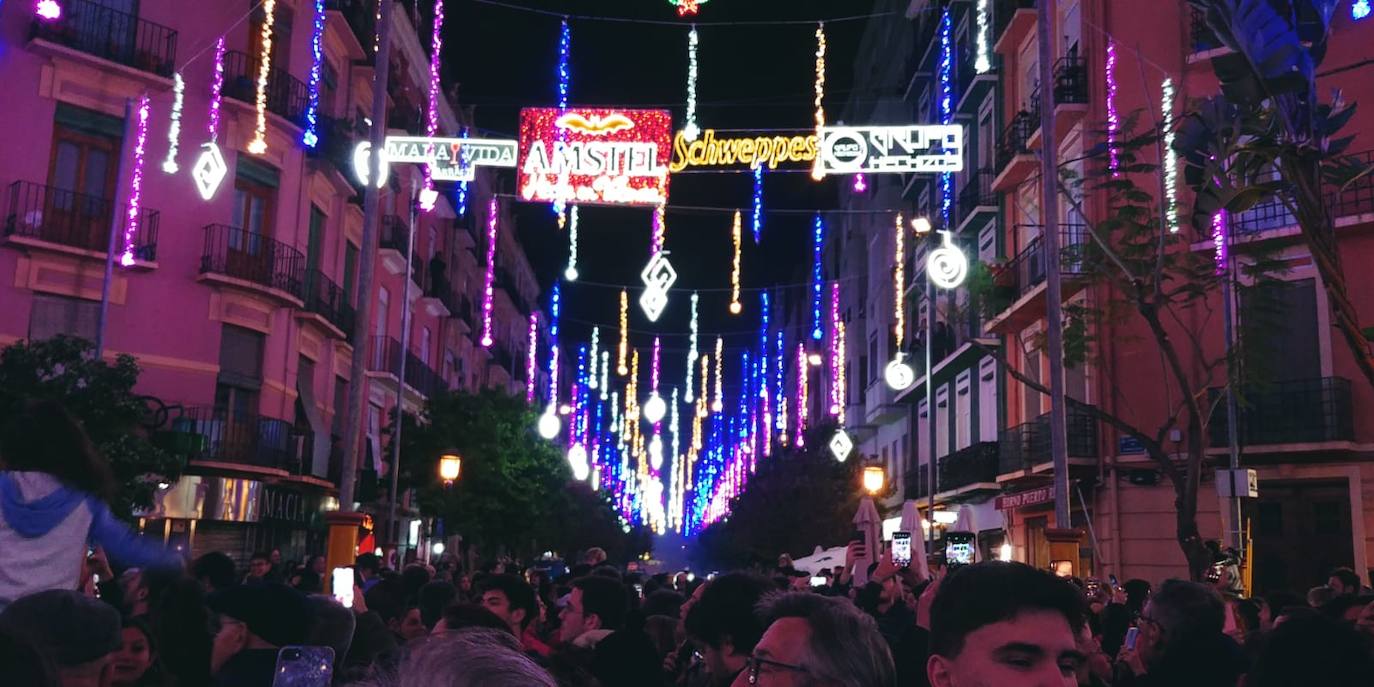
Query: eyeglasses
[{"left": 745, "top": 655, "right": 812, "bottom": 685}]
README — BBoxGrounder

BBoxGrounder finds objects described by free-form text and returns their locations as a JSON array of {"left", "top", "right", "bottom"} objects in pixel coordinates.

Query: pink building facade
[{"left": 0, "top": 0, "right": 545, "bottom": 564}]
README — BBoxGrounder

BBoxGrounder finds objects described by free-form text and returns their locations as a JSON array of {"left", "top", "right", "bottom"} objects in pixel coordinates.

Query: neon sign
[
  {"left": 518, "top": 108, "right": 672, "bottom": 207},
  {"left": 817, "top": 125, "right": 964, "bottom": 174},
  {"left": 670, "top": 129, "right": 818, "bottom": 172},
  {"left": 379, "top": 136, "right": 516, "bottom": 181}
]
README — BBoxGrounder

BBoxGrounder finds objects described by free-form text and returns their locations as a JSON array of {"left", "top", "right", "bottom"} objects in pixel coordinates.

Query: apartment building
[{"left": 0, "top": 0, "right": 546, "bottom": 563}]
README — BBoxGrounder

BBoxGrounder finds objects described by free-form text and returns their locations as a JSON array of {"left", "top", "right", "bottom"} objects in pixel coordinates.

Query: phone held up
[
  {"left": 1124, "top": 627, "right": 1140, "bottom": 651},
  {"left": 330, "top": 568, "right": 354, "bottom": 608},
  {"left": 891, "top": 531, "right": 912, "bottom": 568},
  {"left": 271, "top": 646, "right": 334, "bottom": 687}
]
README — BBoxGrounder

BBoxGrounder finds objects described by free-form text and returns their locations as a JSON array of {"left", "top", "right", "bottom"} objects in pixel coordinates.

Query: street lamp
[
  {"left": 438, "top": 450, "right": 462, "bottom": 486},
  {"left": 862, "top": 464, "right": 886, "bottom": 495}
]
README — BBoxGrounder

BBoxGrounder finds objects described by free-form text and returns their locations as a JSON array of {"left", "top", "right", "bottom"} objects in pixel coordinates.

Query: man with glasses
[
  {"left": 1114, "top": 578, "right": 1243, "bottom": 687},
  {"left": 684, "top": 572, "right": 771, "bottom": 686},
  {"left": 732, "top": 591, "right": 894, "bottom": 687},
  {"left": 925, "top": 562, "right": 1086, "bottom": 687}
]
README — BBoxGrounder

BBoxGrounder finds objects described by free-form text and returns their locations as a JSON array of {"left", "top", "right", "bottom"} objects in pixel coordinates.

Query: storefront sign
[
  {"left": 381, "top": 136, "right": 517, "bottom": 181},
  {"left": 518, "top": 108, "right": 672, "bottom": 206},
  {"left": 261, "top": 487, "right": 310, "bottom": 524},
  {"left": 669, "top": 129, "right": 818, "bottom": 172},
  {"left": 995, "top": 485, "right": 1054, "bottom": 511},
  {"left": 817, "top": 124, "right": 964, "bottom": 174}
]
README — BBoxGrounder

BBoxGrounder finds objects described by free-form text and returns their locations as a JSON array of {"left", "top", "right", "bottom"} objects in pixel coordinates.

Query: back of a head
[
  {"left": 356, "top": 553, "right": 381, "bottom": 576},
  {"left": 365, "top": 578, "right": 407, "bottom": 624},
  {"left": 306, "top": 594, "right": 355, "bottom": 664},
  {"left": 402, "top": 564, "right": 434, "bottom": 603},
  {"left": 1151, "top": 579, "right": 1224, "bottom": 644},
  {"left": 359, "top": 628, "right": 556, "bottom": 687},
  {"left": 476, "top": 574, "right": 538, "bottom": 629},
  {"left": 1248, "top": 612, "right": 1374, "bottom": 687},
  {"left": 0, "top": 626, "right": 59, "bottom": 687},
  {"left": 641, "top": 588, "right": 684, "bottom": 619},
  {"left": 684, "top": 572, "right": 771, "bottom": 654},
  {"left": 0, "top": 589, "right": 121, "bottom": 675},
  {"left": 573, "top": 575, "right": 629, "bottom": 631},
  {"left": 1329, "top": 566, "right": 1361, "bottom": 593},
  {"left": 192, "top": 551, "right": 238, "bottom": 591},
  {"left": 0, "top": 399, "right": 115, "bottom": 501},
  {"left": 419, "top": 581, "right": 458, "bottom": 630},
  {"left": 1308, "top": 585, "right": 1337, "bottom": 608},
  {"left": 929, "top": 562, "right": 1085, "bottom": 658},
  {"left": 441, "top": 602, "right": 515, "bottom": 635},
  {"left": 757, "top": 591, "right": 895, "bottom": 687}
]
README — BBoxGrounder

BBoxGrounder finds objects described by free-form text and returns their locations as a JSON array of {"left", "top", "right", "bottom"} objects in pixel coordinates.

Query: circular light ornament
[
  {"left": 643, "top": 393, "right": 667, "bottom": 424},
  {"left": 352, "top": 141, "right": 391, "bottom": 188},
  {"left": 564, "top": 266, "right": 579, "bottom": 281},
  {"left": 537, "top": 406, "right": 562, "bottom": 439},
  {"left": 432, "top": 542, "right": 446, "bottom": 555},
  {"left": 927, "top": 230, "right": 968, "bottom": 290},
  {"left": 885, "top": 355, "right": 916, "bottom": 391},
  {"left": 710, "top": 399, "right": 724, "bottom": 414},
  {"left": 807, "top": 353, "right": 823, "bottom": 367}
]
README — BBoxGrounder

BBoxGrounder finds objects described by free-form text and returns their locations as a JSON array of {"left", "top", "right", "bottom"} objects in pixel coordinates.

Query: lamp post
[
  {"left": 862, "top": 463, "right": 886, "bottom": 495},
  {"left": 438, "top": 449, "right": 462, "bottom": 486}
]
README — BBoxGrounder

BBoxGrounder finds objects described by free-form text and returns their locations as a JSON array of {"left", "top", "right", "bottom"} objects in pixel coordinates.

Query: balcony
[
  {"left": 368, "top": 336, "right": 445, "bottom": 398},
  {"left": 992, "top": 0, "right": 1036, "bottom": 52},
  {"left": 487, "top": 342, "right": 517, "bottom": 375},
  {"left": 985, "top": 224, "right": 1089, "bottom": 331},
  {"left": 1226, "top": 151, "right": 1374, "bottom": 239},
  {"left": 955, "top": 45, "right": 998, "bottom": 114},
  {"left": 300, "top": 268, "right": 356, "bottom": 338},
  {"left": 956, "top": 169, "right": 998, "bottom": 234},
  {"left": 937, "top": 442, "right": 1001, "bottom": 495},
  {"left": 998, "top": 403, "right": 1100, "bottom": 476},
  {"left": 223, "top": 51, "right": 310, "bottom": 129},
  {"left": 2, "top": 181, "right": 158, "bottom": 263},
  {"left": 1209, "top": 377, "right": 1354, "bottom": 449},
  {"left": 199, "top": 224, "right": 305, "bottom": 304},
  {"left": 495, "top": 266, "right": 531, "bottom": 316},
  {"left": 1189, "top": 7, "right": 1224, "bottom": 54},
  {"left": 905, "top": 466, "right": 932, "bottom": 501},
  {"left": 311, "top": 116, "right": 367, "bottom": 194},
  {"left": 326, "top": 0, "right": 376, "bottom": 58},
  {"left": 992, "top": 111, "right": 1037, "bottom": 191},
  {"left": 30, "top": 0, "right": 177, "bottom": 78},
  {"left": 378, "top": 215, "right": 409, "bottom": 275},
  {"left": 415, "top": 259, "right": 456, "bottom": 317},
  {"left": 168, "top": 407, "right": 311, "bottom": 476}
]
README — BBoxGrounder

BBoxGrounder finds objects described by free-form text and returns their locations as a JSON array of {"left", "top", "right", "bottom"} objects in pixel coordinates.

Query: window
[
  {"left": 375, "top": 287, "right": 389, "bottom": 339},
  {"left": 419, "top": 326, "right": 432, "bottom": 366},
  {"left": 955, "top": 371, "right": 972, "bottom": 450},
  {"left": 936, "top": 385, "right": 950, "bottom": 458},
  {"left": 343, "top": 241, "right": 359, "bottom": 305},
  {"left": 1021, "top": 338, "right": 1042, "bottom": 422},
  {"left": 977, "top": 102, "right": 995, "bottom": 171},
  {"left": 306, "top": 206, "right": 325, "bottom": 274},
  {"left": 868, "top": 336, "right": 879, "bottom": 385},
  {"left": 978, "top": 357, "right": 998, "bottom": 442},
  {"left": 366, "top": 405, "right": 383, "bottom": 472},
  {"left": 917, "top": 399, "right": 931, "bottom": 469},
  {"left": 332, "top": 376, "right": 348, "bottom": 435},
  {"left": 250, "top": 2, "right": 293, "bottom": 73},
  {"left": 47, "top": 106, "right": 123, "bottom": 250},
  {"left": 232, "top": 162, "right": 277, "bottom": 251},
  {"left": 215, "top": 325, "right": 265, "bottom": 423},
  {"left": 321, "top": 60, "right": 338, "bottom": 117},
  {"left": 29, "top": 295, "right": 99, "bottom": 342}
]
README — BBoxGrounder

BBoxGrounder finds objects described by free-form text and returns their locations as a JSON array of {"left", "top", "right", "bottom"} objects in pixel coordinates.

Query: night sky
[{"left": 442, "top": 0, "right": 870, "bottom": 391}]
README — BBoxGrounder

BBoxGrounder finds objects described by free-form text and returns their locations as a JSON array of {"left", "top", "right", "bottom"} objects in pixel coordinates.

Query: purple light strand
[
  {"left": 421, "top": 0, "right": 445, "bottom": 205},
  {"left": 1106, "top": 39, "right": 1120, "bottom": 177},
  {"left": 121, "top": 93, "right": 150, "bottom": 267},
  {"left": 480, "top": 197, "right": 498, "bottom": 347},
  {"left": 1212, "top": 210, "right": 1228, "bottom": 276},
  {"left": 208, "top": 38, "right": 226, "bottom": 141}
]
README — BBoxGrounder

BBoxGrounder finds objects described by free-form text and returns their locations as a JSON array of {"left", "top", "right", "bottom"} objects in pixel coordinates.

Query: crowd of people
[{"left": 3, "top": 402, "right": 1374, "bottom": 686}]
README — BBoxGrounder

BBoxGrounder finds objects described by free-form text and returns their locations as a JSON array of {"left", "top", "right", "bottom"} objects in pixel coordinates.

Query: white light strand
[
  {"left": 618, "top": 289, "right": 630, "bottom": 375},
  {"left": 974, "top": 0, "right": 991, "bottom": 73},
  {"left": 712, "top": 336, "right": 724, "bottom": 413},
  {"left": 1162, "top": 78, "right": 1179, "bottom": 233},
  {"left": 729, "top": 210, "right": 743, "bottom": 314},
  {"left": 565, "top": 205, "right": 580, "bottom": 280},
  {"left": 247, "top": 0, "right": 276, "bottom": 155},
  {"left": 589, "top": 327, "right": 601, "bottom": 389},
  {"left": 685, "top": 292, "right": 699, "bottom": 402},
  {"left": 810, "top": 22, "right": 827, "bottom": 181},
  {"left": 600, "top": 351, "right": 610, "bottom": 401},
  {"left": 684, "top": 26, "right": 701, "bottom": 141},
  {"left": 162, "top": 73, "right": 184, "bottom": 174}
]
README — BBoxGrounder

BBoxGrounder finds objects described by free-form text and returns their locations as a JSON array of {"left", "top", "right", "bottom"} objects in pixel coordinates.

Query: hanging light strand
[
  {"left": 685, "top": 292, "right": 699, "bottom": 402},
  {"left": 247, "top": 0, "right": 277, "bottom": 155},
  {"left": 751, "top": 163, "right": 764, "bottom": 243},
  {"left": 937, "top": 7, "right": 954, "bottom": 227},
  {"left": 302, "top": 0, "right": 326, "bottom": 149},
  {"left": 526, "top": 313, "right": 540, "bottom": 403},
  {"left": 162, "top": 73, "right": 184, "bottom": 173},
  {"left": 208, "top": 37, "right": 226, "bottom": 142},
  {"left": 120, "top": 93, "right": 151, "bottom": 267},
  {"left": 684, "top": 26, "right": 701, "bottom": 141},
  {"left": 974, "top": 0, "right": 991, "bottom": 73},
  {"left": 565, "top": 205, "right": 581, "bottom": 280},
  {"left": 480, "top": 197, "right": 499, "bottom": 347},
  {"left": 835, "top": 321, "right": 847, "bottom": 425},
  {"left": 652, "top": 203, "right": 667, "bottom": 256},
  {"left": 713, "top": 336, "right": 724, "bottom": 413},
  {"left": 548, "top": 283, "right": 562, "bottom": 406},
  {"left": 893, "top": 212, "right": 905, "bottom": 350},
  {"left": 1162, "top": 78, "right": 1180, "bottom": 233},
  {"left": 729, "top": 210, "right": 743, "bottom": 314},
  {"left": 618, "top": 289, "right": 630, "bottom": 375},
  {"left": 1106, "top": 39, "right": 1120, "bottom": 177},
  {"left": 810, "top": 22, "right": 827, "bottom": 181},
  {"left": 420, "top": 0, "right": 446, "bottom": 207},
  {"left": 810, "top": 213, "right": 824, "bottom": 341},
  {"left": 553, "top": 17, "right": 572, "bottom": 222},
  {"left": 830, "top": 281, "right": 842, "bottom": 415}
]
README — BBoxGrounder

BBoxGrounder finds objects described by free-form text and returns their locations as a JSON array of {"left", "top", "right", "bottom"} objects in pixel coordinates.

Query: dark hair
[
  {"left": 356, "top": 553, "right": 381, "bottom": 575},
  {"left": 1149, "top": 579, "right": 1224, "bottom": 644},
  {"left": 568, "top": 563, "right": 592, "bottom": 579},
  {"left": 929, "top": 562, "right": 1086, "bottom": 658},
  {"left": 1233, "top": 598, "right": 1262, "bottom": 633},
  {"left": 476, "top": 574, "right": 538, "bottom": 630},
  {"left": 1123, "top": 578, "right": 1151, "bottom": 613},
  {"left": 0, "top": 399, "right": 116, "bottom": 501},
  {"left": 120, "top": 617, "right": 165, "bottom": 684},
  {"left": 591, "top": 565, "right": 623, "bottom": 581},
  {"left": 571, "top": 576, "right": 628, "bottom": 631},
  {"left": 366, "top": 579, "right": 408, "bottom": 624},
  {"left": 1320, "top": 594, "right": 1374, "bottom": 621},
  {"left": 0, "top": 625, "right": 59, "bottom": 687},
  {"left": 1329, "top": 566, "right": 1362, "bottom": 592},
  {"left": 402, "top": 564, "right": 433, "bottom": 605},
  {"left": 440, "top": 603, "right": 514, "bottom": 635},
  {"left": 1248, "top": 613, "right": 1374, "bottom": 687},
  {"left": 753, "top": 591, "right": 895, "bottom": 687},
  {"left": 683, "top": 573, "right": 771, "bottom": 654},
  {"left": 641, "top": 589, "right": 685, "bottom": 619},
  {"left": 1264, "top": 590, "right": 1303, "bottom": 618},
  {"left": 249, "top": 551, "right": 271, "bottom": 563},
  {"left": 191, "top": 552, "right": 237, "bottom": 591},
  {"left": 419, "top": 581, "right": 458, "bottom": 630}
]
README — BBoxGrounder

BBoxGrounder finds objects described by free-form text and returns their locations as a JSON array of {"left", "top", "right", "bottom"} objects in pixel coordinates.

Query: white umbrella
[
  {"left": 899, "top": 500, "right": 930, "bottom": 580},
  {"left": 852, "top": 497, "right": 881, "bottom": 586},
  {"left": 791, "top": 545, "right": 848, "bottom": 575}
]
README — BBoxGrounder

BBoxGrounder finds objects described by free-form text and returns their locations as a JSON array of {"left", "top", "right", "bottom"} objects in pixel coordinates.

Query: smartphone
[
  {"left": 272, "top": 646, "right": 334, "bottom": 687},
  {"left": 945, "top": 531, "right": 976, "bottom": 568},
  {"left": 810, "top": 576, "right": 827, "bottom": 587},
  {"left": 1109, "top": 574, "right": 1120, "bottom": 590},
  {"left": 892, "top": 531, "right": 912, "bottom": 568},
  {"left": 1124, "top": 627, "right": 1140, "bottom": 651},
  {"left": 330, "top": 568, "right": 354, "bottom": 608}
]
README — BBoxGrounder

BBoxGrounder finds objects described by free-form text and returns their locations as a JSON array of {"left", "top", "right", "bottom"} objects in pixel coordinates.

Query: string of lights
[
  {"left": 302, "top": 0, "right": 325, "bottom": 149},
  {"left": 161, "top": 73, "right": 184, "bottom": 173},
  {"left": 246, "top": 0, "right": 276, "bottom": 155},
  {"left": 728, "top": 210, "right": 742, "bottom": 315}
]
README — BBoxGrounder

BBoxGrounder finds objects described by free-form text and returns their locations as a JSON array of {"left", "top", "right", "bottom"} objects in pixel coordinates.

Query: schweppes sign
[{"left": 670, "top": 129, "right": 818, "bottom": 172}]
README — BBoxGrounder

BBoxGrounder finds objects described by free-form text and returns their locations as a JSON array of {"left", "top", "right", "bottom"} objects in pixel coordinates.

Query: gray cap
[{"left": 0, "top": 589, "right": 121, "bottom": 666}]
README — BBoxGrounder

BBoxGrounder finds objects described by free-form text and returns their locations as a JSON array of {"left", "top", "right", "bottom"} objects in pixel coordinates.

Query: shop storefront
[{"left": 140, "top": 476, "right": 333, "bottom": 566}]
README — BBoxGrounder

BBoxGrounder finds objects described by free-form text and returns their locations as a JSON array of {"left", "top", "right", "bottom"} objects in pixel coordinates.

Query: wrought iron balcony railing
[
  {"left": 995, "top": 110, "right": 1036, "bottom": 173},
  {"left": 3, "top": 181, "right": 158, "bottom": 261},
  {"left": 302, "top": 268, "right": 356, "bottom": 335},
  {"left": 1209, "top": 377, "right": 1354, "bottom": 447},
  {"left": 223, "top": 50, "right": 310, "bottom": 127},
  {"left": 200, "top": 224, "right": 305, "bottom": 299},
  {"left": 168, "top": 407, "right": 310, "bottom": 475},
  {"left": 995, "top": 225, "right": 1090, "bottom": 300},
  {"left": 31, "top": 0, "right": 178, "bottom": 77},
  {"left": 937, "top": 442, "right": 1001, "bottom": 492},
  {"left": 1053, "top": 53, "right": 1088, "bottom": 105},
  {"left": 998, "top": 402, "right": 1099, "bottom": 474}
]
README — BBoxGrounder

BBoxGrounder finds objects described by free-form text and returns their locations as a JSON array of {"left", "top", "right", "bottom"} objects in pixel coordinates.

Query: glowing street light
[
  {"left": 438, "top": 450, "right": 462, "bottom": 486},
  {"left": 862, "top": 464, "right": 886, "bottom": 495}
]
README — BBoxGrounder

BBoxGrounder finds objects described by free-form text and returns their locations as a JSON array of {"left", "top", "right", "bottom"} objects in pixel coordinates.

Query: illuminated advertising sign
[
  {"left": 518, "top": 108, "right": 672, "bottom": 207},
  {"left": 669, "top": 129, "right": 818, "bottom": 172},
  {"left": 383, "top": 136, "right": 517, "bottom": 181},
  {"left": 817, "top": 124, "right": 964, "bottom": 174}
]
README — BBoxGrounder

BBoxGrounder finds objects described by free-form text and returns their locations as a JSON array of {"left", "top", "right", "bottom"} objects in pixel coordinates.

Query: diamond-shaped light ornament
[
  {"left": 639, "top": 252, "right": 678, "bottom": 322},
  {"left": 192, "top": 142, "right": 228, "bottom": 201},
  {"left": 829, "top": 429, "right": 854, "bottom": 463}
]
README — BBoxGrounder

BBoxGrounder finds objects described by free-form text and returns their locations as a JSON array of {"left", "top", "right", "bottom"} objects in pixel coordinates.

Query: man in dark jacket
[
  {"left": 207, "top": 583, "right": 312, "bottom": 686},
  {"left": 554, "top": 575, "right": 662, "bottom": 687}
]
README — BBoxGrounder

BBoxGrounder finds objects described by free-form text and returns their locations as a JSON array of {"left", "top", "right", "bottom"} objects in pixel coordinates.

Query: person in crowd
[
  {"left": 1074, "top": 623, "right": 1112, "bottom": 687},
  {"left": 682, "top": 572, "right": 770, "bottom": 687},
  {"left": 477, "top": 573, "right": 550, "bottom": 656},
  {"left": 735, "top": 590, "right": 894, "bottom": 687},
  {"left": 191, "top": 552, "right": 238, "bottom": 594},
  {"left": 1307, "top": 584, "right": 1336, "bottom": 608},
  {"left": 0, "top": 400, "right": 174, "bottom": 611},
  {"left": 207, "top": 583, "right": 312, "bottom": 685},
  {"left": 304, "top": 593, "right": 355, "bottom": 679},
  {"left": 1327, "top": 566, "right": 1363, "bottom": 597},
  {"left": 111, "top": 617, "right": 163, "bottom": 687},
  {"left": 556, "top": 575, "right": 663, "bottom": 687},
  {"left": 583, "top": 547, "right": 608, "bottom": 567},
  {"left": 1355, "top": 597, "right": 1374, "bottom": 638},
  {"left": 243, "top": 552, "right": 272, "bottom": 584},
  {"left": 435, "top": 602, "right": 515, "bottom": 635},
  {"left": 0, "top": 624, "right": 60, "bottom": 687},
  {"left": 642, "top": 588, "right": 685, "bottom": 619},
  {"left": 1320, "top": 593, "right": 1374, "bottom": 625},
  {"left": 294, "top": 555, "right": 325, "bottom": 594},
  {"left": 352, "top": 628, "right": 558, "bottom": 687},
  {"left": 1115, "top": 578, "right": 1245, "bottom": 687},
  {"left": 1245, "top": 612, "right": 1374, "bottom": 687},
  {"left": 924, "top": 562, "right": 1084, "bottom": 687},
  {"left": 418, "top": 580, "right": 458, "bottom": 631},
  {"left": 267, "top": 548, "right": 284, "bottom": 582},
  {"left": 0, "top": 589, "right": 122, "bottom": 687},
  {"left": 402, "top": 563, "right": 433, "bottom": 604},
  {"left": 355, "top": 554, "right": 383, "bottom": 592}
]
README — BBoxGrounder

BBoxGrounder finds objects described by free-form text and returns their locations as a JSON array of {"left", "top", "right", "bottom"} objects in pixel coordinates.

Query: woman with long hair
[{"left": 0, "top": 399, "right": 173, "bottom": 610}]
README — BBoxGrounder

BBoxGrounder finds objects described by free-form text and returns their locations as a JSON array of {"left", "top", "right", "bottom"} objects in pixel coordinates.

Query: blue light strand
[
  {"left": 810, "top": 213, "right": 825, "bottom": 341},
  {"left": 774, "top": 329, "right": 785, "bottom": 432},
  {"left": 757, "top": 291, "right": 770, "bottom": 450},
  {"left": 751, "top": 164, "right": 764, "bottom": 243},
  {"left": 301, "top": 0, "right": 325, "bottom": 148},
  {"left": 938, "top": 7, "right": 954, "bottom": 228},
  {"left": 455, "top": 127, "right": 470, "bottom": 217},
  {"left": 548, "top": 282, "right": 562, "bottom": 405},
  {"left": 552, "top": 18, "right": 572, "bottom": 220},
  {"left": 1356, "top": 0, "right": 1371, "bottom": 20}
]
